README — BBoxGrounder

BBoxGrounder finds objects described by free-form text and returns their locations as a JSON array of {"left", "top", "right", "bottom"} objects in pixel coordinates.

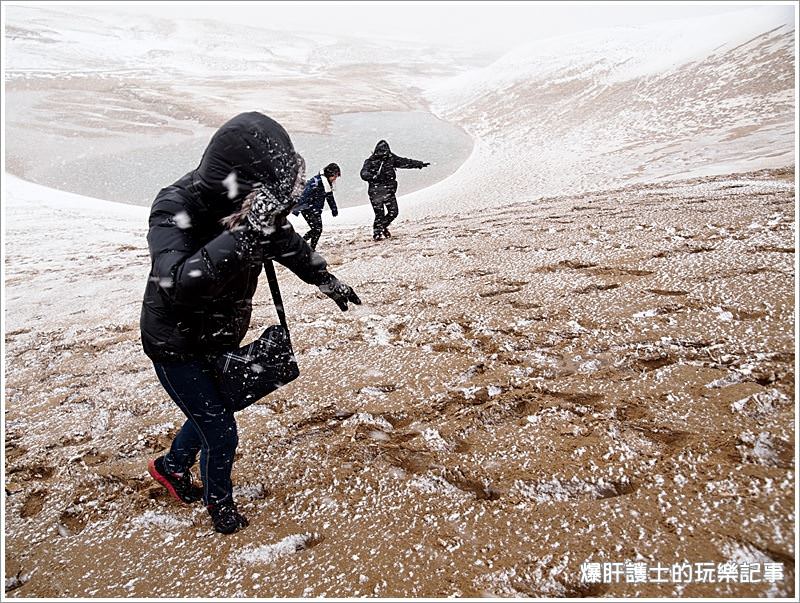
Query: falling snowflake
[
  {"left": 173, "top": 211, "right": 191, "bottom": 229},
  {"left": 223, "top": 171, "right": 239, "bottom": 199}
]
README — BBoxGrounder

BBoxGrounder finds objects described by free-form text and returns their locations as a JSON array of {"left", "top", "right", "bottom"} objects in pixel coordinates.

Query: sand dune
[
  {"left": 3, "top": 4, "right": 796, "bottom": 599},
  {"left": 4, "top": 168, "right": 795, "bottom": 598}
]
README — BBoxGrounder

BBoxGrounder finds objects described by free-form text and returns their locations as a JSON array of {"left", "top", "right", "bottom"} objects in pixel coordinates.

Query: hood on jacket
[
  {"left": 192, "top": 112, "right": 302, "bottom": 215},
  {"left": 373, "top": 140, "right": 391, "bottom": 157}
]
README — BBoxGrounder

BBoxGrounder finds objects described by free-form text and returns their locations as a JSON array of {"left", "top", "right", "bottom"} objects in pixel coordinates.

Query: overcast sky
[{"left": 78, "top": 1, "right": 796, "bottom": 51}]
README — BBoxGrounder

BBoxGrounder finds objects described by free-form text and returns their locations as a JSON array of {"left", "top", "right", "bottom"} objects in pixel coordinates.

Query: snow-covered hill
[
  {"left": 4, "top": 5, "right": 793, "bottom": 216},
  {"left": 5, "top": 4, "right": 487, "bottom": 78},
  {"left": 409, "top": 7, "right": 795, "bottom": 215}
]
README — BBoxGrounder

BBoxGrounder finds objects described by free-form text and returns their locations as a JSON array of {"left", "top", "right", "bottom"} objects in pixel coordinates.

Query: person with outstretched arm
[
  {"left": 360, "top": 140, "right": 429, "bottom": 240},
  {"left": 140, "top": 112, "right": 360, "bottom": 534},
  {"left": 291, "top": 162, "right": 340, "bottom": 250}
]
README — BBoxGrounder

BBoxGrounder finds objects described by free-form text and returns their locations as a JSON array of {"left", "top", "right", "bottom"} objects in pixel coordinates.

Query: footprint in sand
[
  {"left": 20, "top": 490, "right": 47, "bottom": 518},
  {"left": 754, "top": 245, "right": 795, "bottom": 254},
  {"left": 58, "top": 507, "right": 87, "bottom": 535},
  {"left": 478, "top": 279, "right": 529, "bottom": 298},
  {"left": 646, "top": 288, "right": 688, "bottom": 296},
  {"left": 442, "top": 468, "right": 502, "bottom": 501},
  {"left": 590, "top": 266, "right": 653, "bottom": 277},
  {"left": 536, "top": 260, "right": 597, "bottom": 273},
  {"left": 5, "top": 443, "right": 27, "bottom": 463},
  {"left": 575, "top": 283, "right": 620, "bottom": 294}
]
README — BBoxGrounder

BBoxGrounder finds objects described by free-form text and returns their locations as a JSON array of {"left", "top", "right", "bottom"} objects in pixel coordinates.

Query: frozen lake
[
  {"left": 7, "top": 110, "right": 473, "bottom": 209},
  {"left": 294, "top": 111, "right": 473, "bottom": 208}
]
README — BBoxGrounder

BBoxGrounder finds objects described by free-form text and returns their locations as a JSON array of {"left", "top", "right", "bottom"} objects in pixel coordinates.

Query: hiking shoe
[
  {"left": 382, "top": 227, "right": 391, "bottom": 238},
  {"left": 207, "top": 499, "right": 249, "bottom": 534},
  {"left": 148, "top": 457, "right": 203, "bottom": 504},
  {"left": 373, "top": 232, "right": 383, "bottom": 241}
]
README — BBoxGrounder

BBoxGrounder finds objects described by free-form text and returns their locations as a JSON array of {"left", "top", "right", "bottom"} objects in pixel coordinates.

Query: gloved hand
[
  {"left": 331, "top": 208, "right": 339, "bottom": 217},
  {"left": 418, "top": 161, "right": 430, "bottom": 169},
  {"left": 221, "top": 186, "right": 291, "bottom": 238},
  {"left": 245, "top": 186, "right": 292, "bottom": 236},
  {"left": 318, "top": 274, "right": 361, "bottom": 311}
]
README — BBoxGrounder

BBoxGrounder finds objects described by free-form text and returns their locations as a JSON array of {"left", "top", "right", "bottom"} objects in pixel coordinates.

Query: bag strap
[{"left": 263, "top": 260, "right": 289, "bottom": 332}]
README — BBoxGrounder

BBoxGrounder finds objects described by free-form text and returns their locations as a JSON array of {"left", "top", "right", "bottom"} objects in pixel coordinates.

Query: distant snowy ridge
[
  {"left": 4, "top": 4, "right": 794, "bottom": 220},
  {"left": 407, "top": 7, "right": 795, "bottom": 215},
  {"left": 431, "top": 8, "right": 793, "bottom": 101},
  {"left": 5, "top": 5, "right": 484, "bottom": 78}
]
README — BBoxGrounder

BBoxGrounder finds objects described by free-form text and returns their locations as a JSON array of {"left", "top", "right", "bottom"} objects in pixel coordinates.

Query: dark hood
[
  {"left": 191, "top": 112, "right": 301, "bottom": 215},
  {"left": 373, "top": 140, "right": 391, "bottom": 157}
]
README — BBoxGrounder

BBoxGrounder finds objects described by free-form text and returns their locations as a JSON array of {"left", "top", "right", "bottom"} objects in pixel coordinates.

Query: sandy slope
[{"left": 3, "top": 167, "right": 794, "bottom": 598}]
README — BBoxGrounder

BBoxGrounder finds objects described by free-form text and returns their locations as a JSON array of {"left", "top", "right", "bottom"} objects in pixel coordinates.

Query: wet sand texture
[{"left": 4, "top": 169, "right": 795, "bottom": 598}]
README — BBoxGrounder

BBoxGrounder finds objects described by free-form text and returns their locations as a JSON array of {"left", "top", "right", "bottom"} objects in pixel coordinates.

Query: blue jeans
[{"left": 152, "top": 359, "right": 238, "bottom": 505}]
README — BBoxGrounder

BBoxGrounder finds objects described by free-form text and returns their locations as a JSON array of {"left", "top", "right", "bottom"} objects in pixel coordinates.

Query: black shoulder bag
[{"left": 215, "top": 260, "right": 300, "bottom": 411}]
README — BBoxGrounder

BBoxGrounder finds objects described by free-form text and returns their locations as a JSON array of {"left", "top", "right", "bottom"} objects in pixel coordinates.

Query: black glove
[
  {"left": 221, "top": 186, "right": 292, "bottom": 257},
  {"left": 418, "top": 161, "right": 430, "bottom": 169},
  {"left": 318, "top": 274, "right": 361, "bottom": 311},
  {"left": 246, "top": 186, "right": 292, "bottom": 236},
  {"left": 331, "top": 208, "right": 339, "bottom": 217}
]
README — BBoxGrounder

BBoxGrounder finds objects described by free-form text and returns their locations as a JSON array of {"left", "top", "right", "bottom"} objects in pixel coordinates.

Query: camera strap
[{"left": 263, "top": 260, "right": 289, "bottom": 335}]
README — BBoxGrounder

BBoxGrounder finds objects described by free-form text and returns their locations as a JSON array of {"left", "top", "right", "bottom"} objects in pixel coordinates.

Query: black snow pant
[
  {"left": 369, "top": 187, "right": 398, "bottom": 237},
  {"left": 300, "top": 209, "right": 323, "bottom": 250}
]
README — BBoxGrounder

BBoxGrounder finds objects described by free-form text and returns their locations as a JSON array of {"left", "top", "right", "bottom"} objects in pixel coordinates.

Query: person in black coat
[
  {"left": 360, "top": 140, "right": 429, "bottom": 240},
  {"left": 291, "top": 162, "right": 340, "bottom": 250},
  {"left": 140, "top": 112, "right": 361, "bottom": 534}
]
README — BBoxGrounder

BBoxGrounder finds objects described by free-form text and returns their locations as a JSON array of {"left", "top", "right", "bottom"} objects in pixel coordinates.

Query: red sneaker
[{"left": 147, "top": 457, "right": 203, "bottom": 504}]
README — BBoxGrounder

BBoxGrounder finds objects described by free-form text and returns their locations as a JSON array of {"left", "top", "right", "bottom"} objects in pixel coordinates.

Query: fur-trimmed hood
[{"left": 191, "top": 112, "right": 304, "bottom": 218}]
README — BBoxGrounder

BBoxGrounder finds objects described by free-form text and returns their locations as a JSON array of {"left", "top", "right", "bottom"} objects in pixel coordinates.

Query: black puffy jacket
[
  {"left": 360, "top": 140, "right": 425, "bottom": 193},
  {"left": 140, "top": 112, "right": 329, "bottom": 363}
]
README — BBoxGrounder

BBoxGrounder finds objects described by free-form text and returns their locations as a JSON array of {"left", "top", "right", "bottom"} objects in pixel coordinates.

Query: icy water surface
[
  {"left": 11, "top": 111, "right": 472, "bottom": 209},
  {"left": 294, "top": 111, "right": 473, "bottom": 208}
]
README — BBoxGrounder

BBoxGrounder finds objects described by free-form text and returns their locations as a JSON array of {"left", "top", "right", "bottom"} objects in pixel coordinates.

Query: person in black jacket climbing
[
  {"left": 291, "top": 162, "right": 340, "bottom": 250},
  {"left": 140, "top": 112, "right": 361, "bottom": 535},
  {"left": 360, "top": 140, "right": 429, "bottom": 240}
]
